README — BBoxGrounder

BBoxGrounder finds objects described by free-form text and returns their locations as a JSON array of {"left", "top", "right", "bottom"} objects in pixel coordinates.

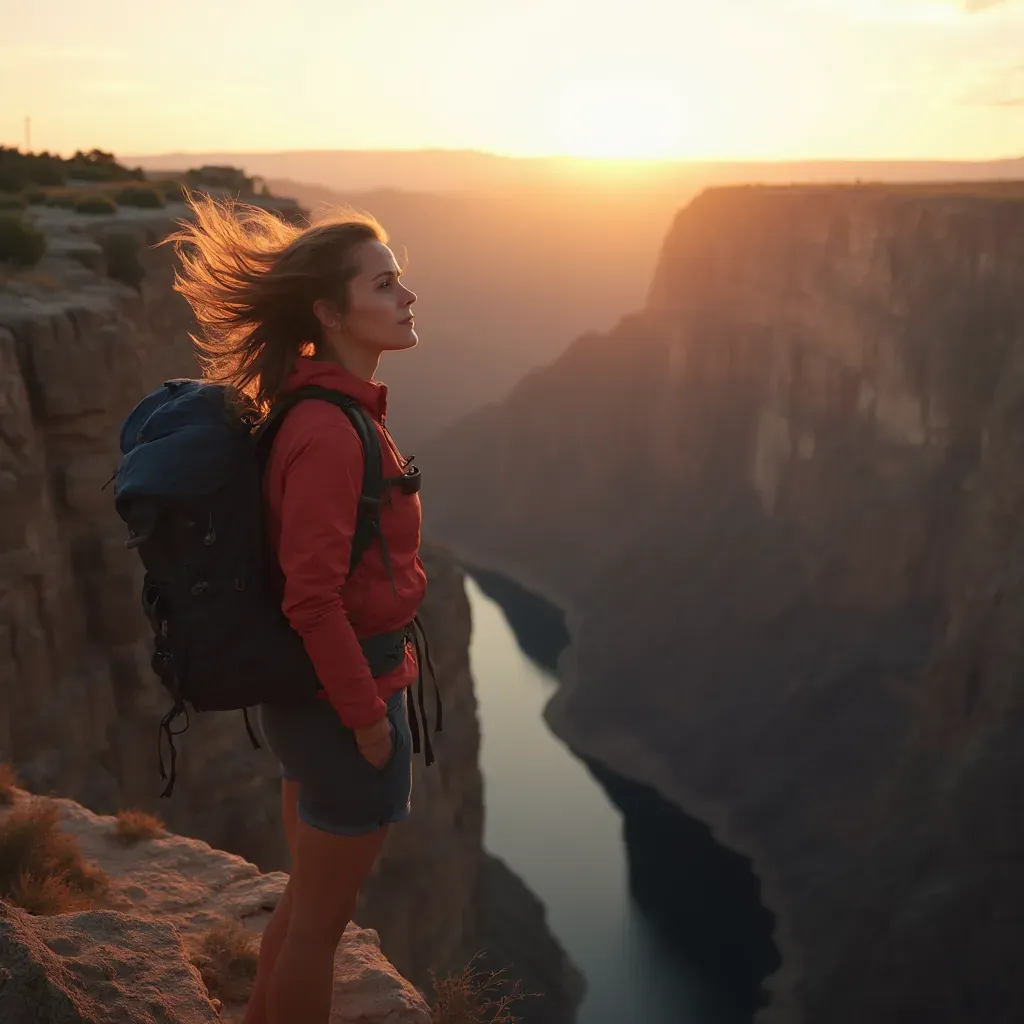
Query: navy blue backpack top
[{"left": 113, "top": 378, "right": 438, "bottom": 797}]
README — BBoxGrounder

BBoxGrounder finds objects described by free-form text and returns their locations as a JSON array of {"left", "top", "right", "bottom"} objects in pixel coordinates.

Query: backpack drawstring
[
  {"left": 407, "top": 614, "right": 441, "bottom": 766},
  {"left": 242, "top": 707, "right": 261, "bottom": 751},
  {"left": 157, "top": 701, "right": 189, "bottom": 799}
]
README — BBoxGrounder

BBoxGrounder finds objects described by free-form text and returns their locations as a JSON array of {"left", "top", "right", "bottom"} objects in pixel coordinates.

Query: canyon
[
  {"left": 0, "top": 202, "right": 581, "bottom": 1020},
  {"left": 421, "top": 182, "right": 1024, "bottom": 1023}
]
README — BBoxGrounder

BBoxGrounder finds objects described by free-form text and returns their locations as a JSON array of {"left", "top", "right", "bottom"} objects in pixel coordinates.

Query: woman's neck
[{"left": 314, "top": 341, "right": 380, "bottom": 382}]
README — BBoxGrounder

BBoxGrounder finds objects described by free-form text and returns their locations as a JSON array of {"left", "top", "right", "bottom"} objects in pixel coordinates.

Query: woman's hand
[{"left": 354, "top": 715, "right": 394, "bottom": 769}]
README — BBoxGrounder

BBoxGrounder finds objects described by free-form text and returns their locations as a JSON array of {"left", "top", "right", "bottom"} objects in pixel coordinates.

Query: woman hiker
[{"left": 170, "top": 194, "right": 430, "bottom": 1024}]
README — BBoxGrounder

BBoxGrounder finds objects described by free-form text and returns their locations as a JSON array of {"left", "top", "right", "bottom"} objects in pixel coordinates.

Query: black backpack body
[{"left": 113, "top": 379, "right": 388, "bottom": 794}]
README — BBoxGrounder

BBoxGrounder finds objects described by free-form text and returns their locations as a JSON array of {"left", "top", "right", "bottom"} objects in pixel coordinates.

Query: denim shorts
[{"left": 258, "top": 688, "right": 413, "bottom": 836}]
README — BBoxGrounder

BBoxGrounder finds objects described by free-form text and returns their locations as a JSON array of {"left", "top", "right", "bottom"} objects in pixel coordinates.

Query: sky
[{"left": 0, "top": 0, "right": 1022, "bottom": 162}]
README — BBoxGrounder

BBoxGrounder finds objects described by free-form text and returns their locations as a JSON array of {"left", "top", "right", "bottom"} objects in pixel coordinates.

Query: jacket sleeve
[{"left": 275, "top": 418, "right": 388, "bottom": 730}]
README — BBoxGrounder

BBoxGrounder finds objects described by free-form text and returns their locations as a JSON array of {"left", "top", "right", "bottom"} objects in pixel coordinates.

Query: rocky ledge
[{"left": 0, "top": 785, "right": 431, "bottom": 1023}]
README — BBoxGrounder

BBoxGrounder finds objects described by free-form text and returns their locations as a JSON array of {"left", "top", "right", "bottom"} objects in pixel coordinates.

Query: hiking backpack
[{"left": 112, "top": 379, "right": 428, "bottom": 797}]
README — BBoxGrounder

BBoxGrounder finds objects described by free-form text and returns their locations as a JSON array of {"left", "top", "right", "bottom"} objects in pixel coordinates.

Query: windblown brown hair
[{"left": 166, "top": 190, "right": 386, "bottom": 413}]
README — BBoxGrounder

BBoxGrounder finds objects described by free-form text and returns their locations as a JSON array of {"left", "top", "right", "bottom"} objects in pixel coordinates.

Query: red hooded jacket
[{"left": 262, "top": 357, "right": 427, "bottom": 729}]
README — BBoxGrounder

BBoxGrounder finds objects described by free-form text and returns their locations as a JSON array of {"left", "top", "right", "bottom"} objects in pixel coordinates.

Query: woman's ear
[{"left": 312, "top": 298, "right": 342, "bottom": 331}]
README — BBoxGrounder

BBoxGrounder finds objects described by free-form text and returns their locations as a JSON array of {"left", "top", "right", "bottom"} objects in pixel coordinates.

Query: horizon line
[{"left": 115, "top": 145, "right": 1024, "bottom": 167}]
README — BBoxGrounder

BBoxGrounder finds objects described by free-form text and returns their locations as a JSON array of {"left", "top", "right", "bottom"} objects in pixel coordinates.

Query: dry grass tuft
[
  {"left": 110, "top": 809, "right": 165, "bottom": 845},
  {"left": 192, "top": 920, "right": 261, "bottom": 1005},
  {"left": 8, "top": 869, "right": 94, "bottom": 916},
  {"left": 0, "top": 798, "right": 108, "bottom": 915},
  {"left": 0, "top": 763, "right": 18, "bottom": 806},
  {"left": 431, "top": 953, "right": 534, "bottom": 1024}
]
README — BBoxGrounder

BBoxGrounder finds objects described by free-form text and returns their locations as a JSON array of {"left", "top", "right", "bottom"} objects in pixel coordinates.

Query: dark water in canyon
[{"left": 465, "top": 568, "right": 779, "bottom": 1023}]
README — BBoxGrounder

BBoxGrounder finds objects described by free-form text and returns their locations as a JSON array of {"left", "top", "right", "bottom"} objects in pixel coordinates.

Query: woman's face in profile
[{"left": 336, "top": 240, "right": 418, "bottom": 354}]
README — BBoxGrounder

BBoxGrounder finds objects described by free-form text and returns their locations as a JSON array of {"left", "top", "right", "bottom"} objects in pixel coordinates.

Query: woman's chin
[{"left": 375, "top": 328, "right": 418, "bottom": 354}]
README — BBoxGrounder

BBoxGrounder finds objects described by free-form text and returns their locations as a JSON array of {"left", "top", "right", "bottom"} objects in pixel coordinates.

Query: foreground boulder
[
  {"left": 0, "top": 900, "right": 219, "bottom": 1023},
  {"left": 0, "top": 788, "right": 432, "bottom": 1023}
]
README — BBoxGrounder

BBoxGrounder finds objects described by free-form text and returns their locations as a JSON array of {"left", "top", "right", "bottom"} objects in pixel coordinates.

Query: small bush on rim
[
  {"left": 109, "top": 808, "right": 165, "bottom": 845},
  {"left": 0, "top": 216, "right": 46, "bottom": 267},
  {"left": 0, "top": 798, "right": 108, "bottom": 915},
  {"left": 160, "top": 180, "right": 187, "bottom": 202},
  {"left": 431, "top": 954, "right": 534, "bottom": 1024},
  {"left": 192, "top": 920, "right": 260, "bottom": 1005},
  {"left": 101, "top": 231, "right": 146, "bottom": 290},
  {"left": 44, "top": 191, "right": 77, "bottom": 209},
  {"left": 115, "top": 184, "right": 165, "bottom": 209},
  {"left": 74, "top": 194, "right": 117, "bottom": 215}
]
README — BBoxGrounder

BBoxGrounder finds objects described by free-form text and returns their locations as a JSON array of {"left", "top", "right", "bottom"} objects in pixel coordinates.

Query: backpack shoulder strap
[{"left": 253, "top": 385, "right": 384, "bottom": 576}]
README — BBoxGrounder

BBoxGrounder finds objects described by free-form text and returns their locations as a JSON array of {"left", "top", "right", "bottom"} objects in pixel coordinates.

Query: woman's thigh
[{"left": 285, "top": 819, "right": 389, "bottom": 944}]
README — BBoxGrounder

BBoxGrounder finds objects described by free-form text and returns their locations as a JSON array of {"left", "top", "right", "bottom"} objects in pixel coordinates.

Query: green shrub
[
  {"left": 184, "top": 164, "right": 254, "bottom": 195},
  {"left": 0, "top": 216, "right": 46, "bottom": 266},
  {"left": 24, "top": 189, "right": 46, "bottom": 205},
  {"left": 160, "top": 180, "right": 187, "bottom": 202},
  {"left": 44, "top": 191, "right": 77, "bottom": 209},
  {"left": 74, "top": 195, "right": 117, "bottom": 215},
  {"left": 115, "top": 184, "right": 165, "bottom": 209},
  {"left": 0, "top": 167, "right": 26, "bottom": 193},
  {"left": 67, "top": 148, "right": 138, "bottom": 183},
  {"left": 0, "top": 194, "right": 27, "bottom": 211},
  {"left": 101, "top": 231, "right": 145, "bottom": 290},
  {"left": 0, "top": 147, "right": 70, "bottom": 191},
  {"left": 26, "top": 158, "right": 66, "bottom": 187}
]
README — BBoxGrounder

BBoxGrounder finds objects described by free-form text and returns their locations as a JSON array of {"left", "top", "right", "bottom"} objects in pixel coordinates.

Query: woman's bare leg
[
  {"left": 241, "top": 780, "right": 300, "bottom": 1024},
  {"left": 265, "top": 818, "right": 389, "bottom": 1024}
]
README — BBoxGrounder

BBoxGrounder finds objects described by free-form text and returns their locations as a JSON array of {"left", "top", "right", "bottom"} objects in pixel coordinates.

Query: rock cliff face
[
  {"left": 0, "top": 206, "right": 581, "bottom": 1019},
  {"left": 0, "top": 207, "right": 201, "bottom": 820},
  {"left": 421, "top": 183, "right": 1024, "bottom": 1023}
]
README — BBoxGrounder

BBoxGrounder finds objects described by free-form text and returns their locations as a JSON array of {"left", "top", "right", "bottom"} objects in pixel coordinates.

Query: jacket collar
[{"left": 281, "top": 356, "right": 388, "bottom": 421}]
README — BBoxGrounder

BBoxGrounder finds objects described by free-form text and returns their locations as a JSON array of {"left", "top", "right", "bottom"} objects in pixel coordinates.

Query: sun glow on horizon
[{"left": 546, "top": 78, "right": 696, "bottom": 160}]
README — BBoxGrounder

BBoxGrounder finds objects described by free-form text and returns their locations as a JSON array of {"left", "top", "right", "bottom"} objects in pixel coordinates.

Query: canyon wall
[
  {"left": 0, "top": 205, "right": 580, "bottom": 1019},
  {"left": 421, "top": 183, "right": 1024, "bottom": 1023}
]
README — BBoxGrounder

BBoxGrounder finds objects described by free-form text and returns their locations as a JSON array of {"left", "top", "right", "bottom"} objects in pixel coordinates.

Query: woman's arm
[{"left": 275, "top": 418, "right": 388, "bottom": 730}]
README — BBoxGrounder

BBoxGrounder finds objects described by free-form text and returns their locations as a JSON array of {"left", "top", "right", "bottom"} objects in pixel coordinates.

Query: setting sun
[{"left": 547, "top": 78, "right": 691, "bottom": 159}]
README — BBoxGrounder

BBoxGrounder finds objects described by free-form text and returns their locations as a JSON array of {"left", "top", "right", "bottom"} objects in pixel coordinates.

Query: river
[{"left": 465, "top": 574, "right": 758, "bottom": 1024}]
